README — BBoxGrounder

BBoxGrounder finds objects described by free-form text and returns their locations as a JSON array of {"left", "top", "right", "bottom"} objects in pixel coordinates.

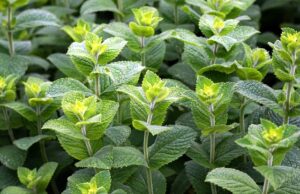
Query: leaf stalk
[{"left": 144, "top": 101, "right": 155, "bottom": 194}]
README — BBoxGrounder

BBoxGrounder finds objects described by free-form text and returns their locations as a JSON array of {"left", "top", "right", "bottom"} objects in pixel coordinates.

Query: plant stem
[
  {"left": 140, "top": 36, "right": 146, "bottom": 66},
  {"left": 116, "top": 0, "right": 123, "bottom": 21},
  {"left": 7, "top": 6, "right": 15, "bottom": 56},
  {"left": 37, "top": 106, "right": 59, "bottom": 194},
  {"left": 211, "top": 44, "right": 218, "bottom": 65},
  {"left": 209, "top": 104, "right": 216, "bottom": 163},
  {"left": 144, "top": 101, "right": 155, "bottom": 194},
  {"left": 240, "top": 97, "right": 246, "bottom": 135},
  {"left": 284, "top": 64, "right": 297, "bottom": 124},
  {"left": 2, "top": 107, "right": 15, "bottom": 142},
  {"left": 240, "top": 97, "right": 248, "bottom": 164},
  {"left": 209, "top": 104, "right": 217, "bottom": 194},
  {"left": 94, "top": 74, "right": 101, "bottom": 98},
  {"left": 81, "top": 125, "right": 93, "bottom": 157},
  {"left": 174, "top": 3, "right": 178, "bottom": 25},
  {"left": 116, "top": 93, "right": 122, "bottom": 124},
  {"left": 262, "top": 151, "right": 273, "bottom": 194},
  {"left": 36, "top": 106, "right": 48, "bottom": 162}
]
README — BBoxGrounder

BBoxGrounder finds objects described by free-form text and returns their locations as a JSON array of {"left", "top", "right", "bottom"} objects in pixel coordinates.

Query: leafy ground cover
[{"left": 0, "top": 0, "right": 300, "bottom": 194}]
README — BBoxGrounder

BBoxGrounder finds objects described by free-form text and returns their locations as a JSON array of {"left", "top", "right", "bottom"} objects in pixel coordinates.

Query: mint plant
[{"left": 1, "top": 1, "right": 300, "bottom": 194}]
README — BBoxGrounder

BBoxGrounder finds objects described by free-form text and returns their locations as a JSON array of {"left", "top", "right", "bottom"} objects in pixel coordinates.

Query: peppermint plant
[
  {"left": 1, "top": 1, "right": 300, "bottom": 194},
  {"left": 206, "top": 119, "right": 300, "bottom": 194}
]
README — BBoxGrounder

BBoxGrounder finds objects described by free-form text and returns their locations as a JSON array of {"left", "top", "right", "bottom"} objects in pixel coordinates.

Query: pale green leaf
[
  {"left": 42, "top": 119, "right": 88, "bottom": 140},
  {"left": 1, "top": 102, "right": 36, "bottom": 121},
  {"left": 132, "top": 120, "right": 172, "bottom": 135},
  {"left": 112, "top": 146, "right": 147, "bottom": 168},
  {"left": 149, "top": 125, "right": 197, "bottom": 169},
  {"left": 36, "top": 162, "right": 58, "bottom": 191},
  {"left": 205, "top": 168, "right": 261, "bottom": 194},
  {"left": 1, "top": 186, "right": 32, "bottom": 194},
  {"left": 235, "top": 80, "right": 281, "bottom": 111},
  {"left": 75, "top": 146, "right": 113, "bottom": 170},
  {"left": 209, "top": 26, "right": 259, "bottom": 51},
  {"left": 80, "top": 0, "right": 121, "bottom": 15},
  {"left": 15, "top": 9, "right": 60, "bottom": 31},
  {"left": 255, "top": 166, "right": 300, "bottom": 194},
  {"left": 99, "top": 37, "right": 127, "bottom": 65},
  {"left": 105, "top": 126, "right": 131, "bottom": 146},
  {"left": 46, "top": 78, "right": 93, "bottom": 98}
]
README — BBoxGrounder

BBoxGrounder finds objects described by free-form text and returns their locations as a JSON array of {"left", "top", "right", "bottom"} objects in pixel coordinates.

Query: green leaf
[
  {"left": 167, "top": 62, "right": 196, "bottom": 86},
  {"left": 235, "top": 125, "right": 271, "bottom": 166},
  {"left": 185, "top": 161, "right": 210, "bottom": 194},
  {"left": 1, "top": 186, "right": 32, "bottom": 194},
  {"left": 75, "top": 146, "right": 147, "bottom": 169},
  {"left": 56, "top": 133, "right": 101, "bottom": 160},
  {"left": 98, "top": 37, "right": 127, "bottom": 65},
  {"left": 13, "top": 135, "right": 54, "bottom": 151},
  {"left": 182, "top": 43, "right": 212, "bottom": 72},
  {"left": 0, "top": 166, "right": 18, "bottom": 190},
  {"left": 255, "top": 166, "right": 300, "bottom": 193},
  {"left": 112, "top": 146, "right": 147, "bottom": 168},
  {"left": 105, "top": 126, "right": 131, "bottom": 146},
  {"left": 149, "top": 125, "right": 197, "bottom": 169},
  {"left": 42, "top": 119, "right": 88, "bottom": 140},
  {"left": 46, "top": 78, "right": 93, "bottom": 98},
  {"left": 75, "top": 146, "right": 113, "bottom": 170},
  {"left": 0, "top": 145, "right": 26, "bottom": 170},
  {"left": 36, "top": 162, "right": 58, "bottom": 191},
  {"left": 47, "top": 53, "right": 85, "bottom": 81},
  {"left": 236, "top": 67, "right": 263, "bottom": 81},
  {"left": 235, "top": 80, "right": 281, "bottom": 111},
  {"left": 85, "top": 100, "right": 119, "bottom": 140},
  {"left": 274, "top": 69, "right": 294, "bottom": 82},
  {"left": 125, "top": 168, "right": 166, "bottom": 194},
  {"left": 100, "top": 61, "right": 144, "bottom": 93},
  {"left": 209, "top": 26, "right": 259, "bottom": 51},
  {"left": 186, "top": 142, "right": 212, "bottom": 169},
  {"left": 205, "top": 168, "right": 261, "bottom": 194},
  {"left": 187, "top": 134, "right": 244, "bottom": 168},
  {"left": 144, "top": 40, "right": 166, "bottom": 70},
  {"left": 170, "top": 169, "right": 190, "bottom": 194},
  {"left": 80, "top": 0, "right": 121, "bottom": 15},
  {"left": 67, "top": 42, "right": 95, "bottom": 75},
  {"left": 132, "top": 120, "right": 172, "bottom": 135},
  {"left": 168, "top": 29, "right": 204, "bottom": 48},
  {"left": 66, "top": 169, "right": 95, "bottom": 194},
  {"left": 93, "top": 170, "right": 111, "bottom": 192},
  {"left": 0, "top": 53, "right": 28, "bottom": 76},
  {"left": 261, "top": 0, "right": 292, "bottom": 11},
  {"left": 118, "top": 84, "right": 173, "bottom": 126},
  {"left": 1, "top": 102, "right": 36, "bottom": 121},
  {"left": 202, "top": 123, "right": 238, "bottom": 136},
  {"left": 198, "top": 62, "right": 237, "bottom": 75},
  {"left": 282, "top": 147, "right": 300, "bottom": 169},
  {"left": 111, "top": 189, "right": 127, "bottom": 194},
  {"left": 104, "top": 22, "right": 140, "bottom": 52},
  {"left": 15, "top": 9, "right": 60, "bottom": 31}
]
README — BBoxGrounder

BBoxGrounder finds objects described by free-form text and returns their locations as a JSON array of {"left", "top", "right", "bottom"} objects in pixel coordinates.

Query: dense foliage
[{"left": 0, "top": 0, "right": 300, "bottom": 194}]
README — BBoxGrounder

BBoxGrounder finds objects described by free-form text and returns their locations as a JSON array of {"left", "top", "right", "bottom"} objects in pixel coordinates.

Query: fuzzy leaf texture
[{"left": 205, "top": 168, "right": 261, "bottom": 194}]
